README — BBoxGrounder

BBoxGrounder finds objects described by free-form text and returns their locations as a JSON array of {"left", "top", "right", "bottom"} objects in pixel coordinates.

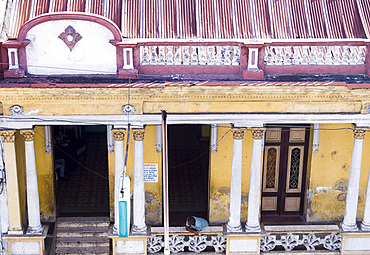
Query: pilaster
[{"left": 0, "top": 131, "right": 22, "bottom": 234}]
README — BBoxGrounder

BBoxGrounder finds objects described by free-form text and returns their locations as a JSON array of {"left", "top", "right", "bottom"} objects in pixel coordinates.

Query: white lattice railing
[
  {"left": 147, "top": 234, "right": 226, "bottom": 254},
  {"left": 261, "top": 233, "right": 342, "bottom": 252},
  {"left": 265, "top": 45, "right": 367, "bottom": 66},
  {"left": 140, "top": 45, "right": 240, "bottom": 66}
]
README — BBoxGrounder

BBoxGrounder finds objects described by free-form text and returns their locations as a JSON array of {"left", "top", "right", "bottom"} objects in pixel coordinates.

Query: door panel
[{"left": 261, "top": 125, "right": 310, "bottom": 219}]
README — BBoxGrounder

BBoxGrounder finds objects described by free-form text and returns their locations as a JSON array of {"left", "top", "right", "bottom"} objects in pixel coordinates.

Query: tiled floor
[{"left": 56, "top": 131, "right": 110, "bottom": 217}]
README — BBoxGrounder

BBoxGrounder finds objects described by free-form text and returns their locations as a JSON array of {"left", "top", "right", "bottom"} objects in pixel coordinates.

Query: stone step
[
  {"left": 57, "top": 221, "right": 109, "bottom": 228},
  {"left": 55, "top": 246, "right": 110, "bottom": 255},
  {"left": 56, "top": 229, "right": 107, "bottom": 238},
  {"left": 56, "top": 236, "right": 110, "bottom": 248},
  {"left": 54, "top": 217, "right": 111, "bottom": 254},
  {"left": 56, "top": 226, "right": 109, "bottom": 235}
]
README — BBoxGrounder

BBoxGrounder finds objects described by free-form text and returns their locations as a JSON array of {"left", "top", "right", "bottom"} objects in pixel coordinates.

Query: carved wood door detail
[{"left": 261, "top": 126, "right": 310, "bottom": 219}]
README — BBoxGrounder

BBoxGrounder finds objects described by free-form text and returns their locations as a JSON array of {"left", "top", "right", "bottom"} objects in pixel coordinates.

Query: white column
[
  {"left": 226, "top": 128, "right": 246, "bottom": 232},
  {"left": 156, "top": 125, "right": 162, "bottom": 153},
  {"left": 361, "top": 166, "right": 370, "bottom": 231},
  {"left": 112, "top": 129, "right": 125, "bottom": 234},
  {"left": 211, "top": 124, "right": 218, "bottom": 153},
  {"left": 341, "top": 128, "right": 366, "bottom": 232},
  {"left": 132, "top": 129, "right": 147, "bottom": 234},
  {"left": 0, "top": 138, "right": 9, "bottom": 234},
  {"left": 20, "top": 130, "right": 43, "bottom": 234},
  {"left": 245, "top": 128, "right": 266, "bottom": 232}
]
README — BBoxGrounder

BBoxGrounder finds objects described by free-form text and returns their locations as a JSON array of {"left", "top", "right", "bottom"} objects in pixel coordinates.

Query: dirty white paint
[
  {"left": 25, "top": 19, "right": 117, "bottom": 75},
  {"left": 345, "top": 237, "right": 370, "bottom": 251},
  {"left": 116, "top": 240, "right": 145, "bottom": 254},
  {"left": 229, "top": 239, "right": 258, "bottom": 253},
  {"left": 11, "top": 241, "right": 40, "bottom": 254}
]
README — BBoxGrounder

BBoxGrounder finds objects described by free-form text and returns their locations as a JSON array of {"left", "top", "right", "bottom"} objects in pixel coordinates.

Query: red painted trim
[
  {"left": 0, "top": 43, "right": 7, "bottom": 76},
  {"left": 18, "top": 13, "right": 122, "bottom": 41},
  {"left": 264, "top": 65, "right": 367, "bottom": 75}
]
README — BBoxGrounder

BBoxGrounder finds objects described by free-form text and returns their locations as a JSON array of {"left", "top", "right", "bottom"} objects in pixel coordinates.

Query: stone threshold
[{"left": 263, "top": 224, "right": 340, "bottom": 233}]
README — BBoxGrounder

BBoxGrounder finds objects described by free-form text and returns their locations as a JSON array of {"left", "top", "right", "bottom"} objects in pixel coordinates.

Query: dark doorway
[
  {"left": 261, "top": 125, "right": 310, "bottom": 223},
  {"left": 54, "top": 125, "right": 109, "bottom": 217},
  {"left": 168, "top": 125, "right": 210, "bottom": 226}
]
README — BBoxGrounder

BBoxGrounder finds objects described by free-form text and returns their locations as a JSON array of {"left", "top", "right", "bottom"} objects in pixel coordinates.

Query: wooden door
[{"left": 261, "top": 126, "right": 310, "bottom": 221}]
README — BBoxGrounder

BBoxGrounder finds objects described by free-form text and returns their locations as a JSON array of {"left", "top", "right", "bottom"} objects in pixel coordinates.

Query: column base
[
  {"left": 26, "top": 224, "right": 44, "bottom": 235},
  {"left": 118, "top": 68, "right": 138, "bottom": 79},
  {"left": 245, "top": 223, "right": 261, "bottom": 233},
  {"left": 226, "top": 222, "right": 242, "bottom": 233},
  {"left": 131, "top": 224, "right": 147, "bottom": 235},
  {"left": 341, "top": 222, "right": 359, "bottom": 232},
  {"left": 361, "top": 221, "right": 370, "bottom": 232}
]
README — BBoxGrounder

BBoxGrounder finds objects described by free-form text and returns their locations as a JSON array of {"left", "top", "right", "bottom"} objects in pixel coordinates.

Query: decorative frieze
[
  {"left": 261, "top": 233, "right": 342, "bottom": 252},
  {"left": 232, "top": 128, "right": 246, "bottom": 140},
  {"left": 20, "top": 130, "right": 35, "bottom": 141},
  {"left": 112, "top": 129, "right": 126, "bottom": 141},
  {"left": 133, "top": 129, "right": 145, "bottom": 141},
  {"left": 353, "top": 128, "right": 366, "bottom": 139},
  {"left": 252, "top": 128, "right": 266, "bottom": 140},
  {"left": 0, "top": 130, "right": 15, "bottom": 143},
  {"left": 147, "top": 234, "right": 226, "bottom": 254}
]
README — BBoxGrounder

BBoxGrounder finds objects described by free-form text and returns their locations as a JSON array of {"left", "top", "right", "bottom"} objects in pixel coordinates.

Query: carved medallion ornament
[
  {"left": 252, "top": 128, "right": 266, "bottom": 140},
  {"left": 58, "top": 26, "right": 82, "bottom": 51},
  {"left": 122, "top": 104, "right": 135, "bottom": 115},
  {"left": 20, "top": 130, "right": 35, "bottom": 142},
  {"left": 0, "top": 131, "right": 15, "bottom": 143},
  {"left": 112, "top": 130, "right": 125, "bottom": 141},
  {"left": 232, "top": 128, "right": 246, "bottom": 140},
  {"left": 133, "top": 129, "right": 145, "bottom": 141},
  {"left": 10, "top": 105, "right": 23, "bottom": 116},
  {"left": 353, "top": 129, "right": 366, "bottom": 139}
]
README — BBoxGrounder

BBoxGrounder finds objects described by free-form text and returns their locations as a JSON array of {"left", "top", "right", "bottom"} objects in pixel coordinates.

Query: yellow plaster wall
[
  {"left": 14, "top": 130, "right": 27, "bottom": 226},
  {"left": 108, "top": 125, "right": 163, "bottom": 225},
  {"left": 306, "top": 124, "right": 370, "bottom": 222},
  {"left": 34, "top": 126, "right": 56, "bottom": 221},
  {"left": 209, "top": 125, "right": 253, "bottom": 224}
]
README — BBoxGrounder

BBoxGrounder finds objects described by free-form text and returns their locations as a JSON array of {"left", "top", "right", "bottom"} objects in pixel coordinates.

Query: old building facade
[{"left": 1, "top": 0, "right": 370, "bottom": 254}]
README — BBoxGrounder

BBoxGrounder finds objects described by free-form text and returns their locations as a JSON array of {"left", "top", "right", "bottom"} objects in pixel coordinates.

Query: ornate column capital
[
  {"left": 133, "top": 129, "right": 145, "bottom": 141},
  {"left": 353, "top": 129, "right": 366, "bottom": 140},
  {"left": 20, "top": 130, "right": 35, "bottom": 142},
  {"left": 0, "top": 130, "right": 16, "bottom": 143},
  {"left": 112, "top": 129, "right": 126, "bottom": 141},
  {"left": 232, "top": 128, "right": 247, "bottom": 140},
  {"left": 251, "top": 128, "right": 266, "bottom": 140}
]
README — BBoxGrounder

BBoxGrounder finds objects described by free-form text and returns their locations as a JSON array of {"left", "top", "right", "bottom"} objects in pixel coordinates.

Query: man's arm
[{"left": 186, "top": 226, "right": 199, "bottom": 235}]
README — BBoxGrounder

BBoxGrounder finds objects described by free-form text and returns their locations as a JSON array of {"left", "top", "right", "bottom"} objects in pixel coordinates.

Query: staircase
[{"left": 54, "top": 217, "right": 110, "bottom": 255}]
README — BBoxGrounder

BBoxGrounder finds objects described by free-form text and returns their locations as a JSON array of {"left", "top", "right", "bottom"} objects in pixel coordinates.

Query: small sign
[{"left": 144, "top": 163, "right": 158, "bottom": 183}]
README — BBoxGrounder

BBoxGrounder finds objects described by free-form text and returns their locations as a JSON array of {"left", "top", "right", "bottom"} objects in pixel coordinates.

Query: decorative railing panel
[
  {"left": 147, "top": 234, "right": 226, "bottom": 254},
  {"left": 140, "top": 45, "right": 240, "bottom": 66},
  {"left": 265, "top": 45, "right": 367, "bottom": 66},
  {"left": 260, "top": 233, "right": 342, "bottom": 252}
]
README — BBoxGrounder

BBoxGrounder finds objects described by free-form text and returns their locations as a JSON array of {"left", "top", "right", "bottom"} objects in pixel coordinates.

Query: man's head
[{"left": 187, "top": 217, "right": 195, "bottom": 226}]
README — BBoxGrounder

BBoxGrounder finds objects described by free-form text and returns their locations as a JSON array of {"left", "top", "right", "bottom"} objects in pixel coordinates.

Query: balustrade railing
[
  {"left": 116, "top": 39, "right": 369, "bottom": 78},
  {"left": 265, "top": 45, "right": 367, "bottom": 66},
  {"left": 147, "top": 234, "right": 227, "bottom": 254},
  {"left": 140, "top": 45, "right": 240, "bottom": 66}
]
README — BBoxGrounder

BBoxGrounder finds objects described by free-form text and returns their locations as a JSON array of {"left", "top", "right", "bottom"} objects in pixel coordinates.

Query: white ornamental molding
[
  {"left": 147, "top": 234, "right": 226, "bottom": 254},
  {"left": 260, "top": 233, "right": 342, "bottom": 252},
  {"left": 10, "top": 105, "right": 23, "bottom": 116},
  {"left": 122, "top": 104, "right": 135, "bottom": 115}
]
